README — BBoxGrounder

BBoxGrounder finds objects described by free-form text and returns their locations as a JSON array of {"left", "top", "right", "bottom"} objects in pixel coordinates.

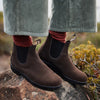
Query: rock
[{"left": 0, "top": 70, "right": 89, "bottom": 100}]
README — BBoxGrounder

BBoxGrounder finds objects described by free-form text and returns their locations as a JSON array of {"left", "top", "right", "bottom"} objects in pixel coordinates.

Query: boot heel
[{"left": 11, "top": 65, "right": 22, "bottom": 76}]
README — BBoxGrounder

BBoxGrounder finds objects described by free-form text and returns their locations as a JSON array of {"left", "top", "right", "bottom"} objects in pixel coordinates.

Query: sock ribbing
[
  {"left": 49, "top": 30, "right": 66, "bottom": 43},
  {"left": 13, "top": 35, "right": 33, "bottom": 47}
]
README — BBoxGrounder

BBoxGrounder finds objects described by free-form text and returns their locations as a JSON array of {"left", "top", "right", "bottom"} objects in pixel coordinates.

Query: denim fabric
[{"left": 3, "top": 0, "right": 97, "bottom": 37}]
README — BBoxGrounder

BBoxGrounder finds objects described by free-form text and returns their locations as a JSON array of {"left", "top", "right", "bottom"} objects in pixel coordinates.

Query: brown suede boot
[
  {"left": 10, "top": 41, "right": 62, "bottom": 90},
  {"left": 38, "top": 35, "right": 87, "bottom": 85}
]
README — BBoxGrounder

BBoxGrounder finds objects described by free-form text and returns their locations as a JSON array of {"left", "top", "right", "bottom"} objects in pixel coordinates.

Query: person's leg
[
  {"left": 3, "top": 0, "right": 49, "bottom": 36},
  {"left": 49, "top": 31, "right": 66, "bottom": 58},
  {"left": 3, "top": 0, "right": 62, "bottom": 90},
  {"left": 38, "top": 0, "right": 97, "bottom": 85},
  {"left": 11, "top": 35, "right": 62, "bottom": 90},
  {"left": 49, "top": 0, "right": 97, "bottom": 32},
  {"left": 12, "top": 35, "right": 32, "bottom": 63},
  {"left": 49, "top": 31, "right": 66, "bottom": 43},
  {"left": 39, "top": 34, "right": 87, "bottom": 85},
  {"left": 13, "top": 35, "right": 33, "bottom": 47}
]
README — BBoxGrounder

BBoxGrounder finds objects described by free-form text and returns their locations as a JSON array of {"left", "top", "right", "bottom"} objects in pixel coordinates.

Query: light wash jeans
[{"left": 3, "top": 0, "right": 97, "bottom": 37}]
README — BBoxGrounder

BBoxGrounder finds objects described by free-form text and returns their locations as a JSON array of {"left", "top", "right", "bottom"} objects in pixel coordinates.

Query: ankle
[
  {"left": 14, "top": 44, "right": 29, "bottom": 63},
  {"left": 13, "top": 35, "right": 33, "bottom": 47},
  {"left": 50, "top": 38, "right": 65, "bottom": 58},
  {"left": 49, "top": 30, "right": 66, "bottom": 43}
]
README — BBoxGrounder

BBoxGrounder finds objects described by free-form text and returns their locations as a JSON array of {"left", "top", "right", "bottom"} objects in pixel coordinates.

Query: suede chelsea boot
[
  {"left": 10, "top": 41, "right": 62, "bottom": 90},
  {"left": 38, "top": 35, "right": 87, "bottom": 85}
]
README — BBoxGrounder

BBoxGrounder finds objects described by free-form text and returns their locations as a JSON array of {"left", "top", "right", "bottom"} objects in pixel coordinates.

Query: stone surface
[{"left": 0, "top": 69, "right": 90, "bottom": 100}]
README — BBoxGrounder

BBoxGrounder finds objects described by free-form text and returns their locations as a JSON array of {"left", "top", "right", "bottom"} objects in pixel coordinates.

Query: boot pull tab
[
  {"left": 66, "top": 32, "right": 77, "bottom": 46},
  {"left": 69, "top": 32, "right": 77, "bottom": 42},
  {"left": 33, "top": 39, "right": 41, "bottom": 46}
]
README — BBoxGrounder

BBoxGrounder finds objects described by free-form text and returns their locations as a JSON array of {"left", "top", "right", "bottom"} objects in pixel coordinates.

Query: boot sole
[
  {"left": 42, "top": 59, "right": 87, "bottom": 85},
  {"left": 10, "top": 64, "right": 62, "bottom": 91}
]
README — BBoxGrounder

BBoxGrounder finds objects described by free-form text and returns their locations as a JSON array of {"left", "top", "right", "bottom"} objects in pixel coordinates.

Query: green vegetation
[
  {"left": 98, "top": 23, "right": 100, "bottom": 32},
  {"left": 0, "top": 12, "right": 13, "bottom": 55},
  {"left": 0, "top": 12, "right": 3, "bottom": 23},
  {"left": 72, "top": 41, "right": 100, "bottom": 100}
]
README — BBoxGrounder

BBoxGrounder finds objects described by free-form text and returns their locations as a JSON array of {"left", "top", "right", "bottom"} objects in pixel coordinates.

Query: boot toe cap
[
  {"left": 81, "top": 72, "right": 88, "bottom": 82},
  {"left": 46, "top": 74, "right": 62, "bottom": 87},
  {"left": 48, "top": 75, "right": 62, "bottom": 87}
]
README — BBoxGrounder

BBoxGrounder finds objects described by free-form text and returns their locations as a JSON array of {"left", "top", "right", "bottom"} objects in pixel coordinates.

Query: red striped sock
[
  {"left": 49, "top": 30, "right": 66, "bottom": 43},
  {"left": 13, "top": 35, "right": 33, "bottom": 47}
]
